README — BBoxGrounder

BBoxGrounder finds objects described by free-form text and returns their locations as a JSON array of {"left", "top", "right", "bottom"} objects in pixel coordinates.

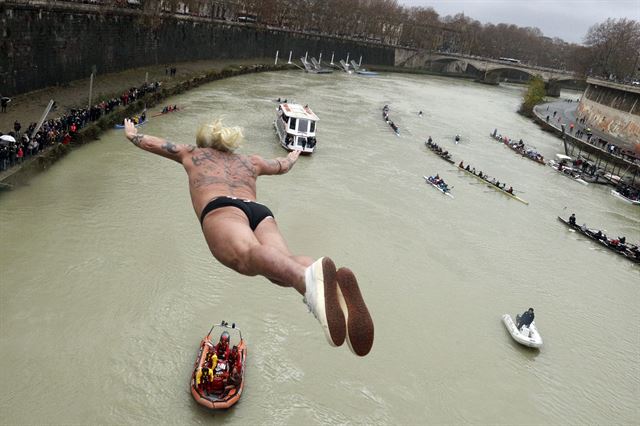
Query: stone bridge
[{"left": 395, "top": 48, "right": 584, "bottom": 96}]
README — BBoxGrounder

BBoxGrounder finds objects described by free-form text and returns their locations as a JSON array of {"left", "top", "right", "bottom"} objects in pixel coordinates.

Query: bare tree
[{"left": 585, "top": 18, "right": 640, "bottom": 79}]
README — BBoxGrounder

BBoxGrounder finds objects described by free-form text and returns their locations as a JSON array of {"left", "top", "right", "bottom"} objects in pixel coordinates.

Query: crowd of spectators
[{"left": 0, "top": 81, "right": 161, "bottom": 172}]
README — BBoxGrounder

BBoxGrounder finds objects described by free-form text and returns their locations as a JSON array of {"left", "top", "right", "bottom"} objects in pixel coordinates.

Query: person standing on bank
[
  {"left": 0, "top": 95, "right": 11, "bottom": 113},
  {"left": 122, "top": 119, "right": 374, "bottom": 356}
]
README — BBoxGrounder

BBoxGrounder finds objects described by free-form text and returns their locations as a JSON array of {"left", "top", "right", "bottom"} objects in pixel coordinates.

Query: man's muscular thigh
[{"left": 201, "top": 208, "right": 259, "bottom": 265}]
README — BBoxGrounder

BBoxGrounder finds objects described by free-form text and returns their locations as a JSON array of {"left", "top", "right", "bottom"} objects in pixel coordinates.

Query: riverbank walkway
[
  {"left": 0, "top": 58, "right": 273, "bottom": 131},
  {"left": 0, "top": 58, "right": 275, "bottom": 184},
  {"left": 533, "top": 99, "right": 639, "bottom": 186},
  {"left": 533, "top": 99, "right": 635, "bottom": 154}
]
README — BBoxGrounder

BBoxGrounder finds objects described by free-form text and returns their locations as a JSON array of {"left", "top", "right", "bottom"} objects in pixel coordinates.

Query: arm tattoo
[
  {"left": 162, "top": 141, "right": 180, "bottom": 154},
  {"left": 286, "top": 157, "right": 295, "bottom": 170},
  {"left": 131, "top": 134, "right": 145, "bottom": 147}
]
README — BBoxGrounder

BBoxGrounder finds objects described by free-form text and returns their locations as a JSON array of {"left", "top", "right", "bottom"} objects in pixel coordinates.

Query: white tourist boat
[
  {"left": 502, "top": 314, "right": 543, "bottom": 348},
  {"left": 611, "top": 189, "right": 640, "bottom": 205},
  {"left": 274, "top": 103, "right": 319, "bottom": 154}
]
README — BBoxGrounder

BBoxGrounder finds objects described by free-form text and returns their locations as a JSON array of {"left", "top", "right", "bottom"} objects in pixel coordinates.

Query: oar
[{"left": 205, "top": 324, "right": 216, "bottom": 339}]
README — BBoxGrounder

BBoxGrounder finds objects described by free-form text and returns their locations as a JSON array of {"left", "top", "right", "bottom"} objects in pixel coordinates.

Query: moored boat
[
  {"left": 502, "top": 314, "right": 543, "bottom": 348},
  {"left": 274, "top": 103, "right": 319, "bottom": 154},
  {"left": 190, "top": 321, "right": 247, "bottom": 410},
  {"left": 423, "top": 175, "right": 454, "bottom": 199},
  {"left": 547, "top": 159, "right": 589, "bottom": 185}
]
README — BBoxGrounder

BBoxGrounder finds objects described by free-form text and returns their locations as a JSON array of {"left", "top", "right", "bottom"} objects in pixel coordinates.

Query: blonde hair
[{"left": 196, "top": 119, "right": 243, "bottom": 152}]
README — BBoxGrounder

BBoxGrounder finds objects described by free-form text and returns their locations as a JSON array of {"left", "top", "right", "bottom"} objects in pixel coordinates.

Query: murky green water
[{"left": 1, "top": 71, "right": 638, "bottom": 424}]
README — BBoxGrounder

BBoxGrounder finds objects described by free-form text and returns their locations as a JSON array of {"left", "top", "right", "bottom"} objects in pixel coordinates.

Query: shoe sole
[
  {"left": 312, "top": 257, "right": 346, "bottom": 347},
  {"left": 336, "top": 267, "right": 374, "bottom": 356}
]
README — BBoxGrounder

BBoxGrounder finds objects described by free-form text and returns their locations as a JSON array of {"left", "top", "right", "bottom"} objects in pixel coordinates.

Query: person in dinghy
[
  {"left": 516, "top": 308, "right": 535, "bottom": 330},
  {"left": 121, "top": 118, "right": 374, "bottom": 356}
]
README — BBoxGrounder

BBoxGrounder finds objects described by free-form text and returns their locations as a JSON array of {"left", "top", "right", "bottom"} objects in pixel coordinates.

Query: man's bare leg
[
  {"left": 203, "top": 213, "right": 346, "bottom": 347},
  {"left": 254, "top": 218, "right": 314, "bottom": 289}
]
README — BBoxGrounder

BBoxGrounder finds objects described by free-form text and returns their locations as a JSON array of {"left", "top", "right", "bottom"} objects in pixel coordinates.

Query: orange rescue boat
[{"left": 190, "top": 321, "right": 246, "bottom": 410}]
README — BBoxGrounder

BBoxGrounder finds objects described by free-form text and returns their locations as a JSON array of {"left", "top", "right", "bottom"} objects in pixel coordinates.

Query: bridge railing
[{"left": 433, "top": 51, "right": 578, "bottom": 77}]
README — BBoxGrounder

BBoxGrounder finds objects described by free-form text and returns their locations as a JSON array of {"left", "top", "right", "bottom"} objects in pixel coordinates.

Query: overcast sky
[{"left": 399, "top": 0, "right": 640, "bottom": 44}]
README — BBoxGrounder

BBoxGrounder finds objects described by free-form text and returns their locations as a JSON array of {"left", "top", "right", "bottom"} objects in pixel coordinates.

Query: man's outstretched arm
[
  {"left": 251, "top": 150, "right": 300, "bottom": 176},
  {"left": 123, "top": 118, "right": 194, "bottom": 163}
]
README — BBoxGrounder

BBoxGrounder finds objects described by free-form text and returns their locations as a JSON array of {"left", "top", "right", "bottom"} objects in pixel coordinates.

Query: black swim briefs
[{"left": 199, "top": 196, "right": 274, "bottom": 231}]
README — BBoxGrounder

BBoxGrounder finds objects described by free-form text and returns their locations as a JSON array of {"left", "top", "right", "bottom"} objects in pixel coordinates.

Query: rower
[
  {"left": 459, "top": 161, "right": 464, "bottom": 169},
  {"left": 418, "top": 111, "right": 423, "bottom": 117},
  {"left": 569, "top": 213, "right": 576, "bottom": 226},
  {"left": 428, "top": 136, "right": 433, "bottom": 144},
  {"left": 506, "top": 186, "right": 514, "bottom": 194},
  {"left": 455, "top": 135, "right": 460, "bottom": 142}
]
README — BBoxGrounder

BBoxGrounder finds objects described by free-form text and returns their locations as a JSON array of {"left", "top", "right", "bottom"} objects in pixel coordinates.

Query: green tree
[{"left": 519, "top": 75, "right": 546, "bottom": 117}]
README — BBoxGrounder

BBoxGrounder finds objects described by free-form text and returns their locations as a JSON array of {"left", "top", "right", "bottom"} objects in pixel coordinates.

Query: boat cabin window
[
  {"left": 297, "top": 119, "right": 311, "bottom": 133},
  {"left": 310, "top": 121, "right": 316, "bottom": 133},
  {"left": 289, "top": 117, "right": 297, "bottom": 131}
]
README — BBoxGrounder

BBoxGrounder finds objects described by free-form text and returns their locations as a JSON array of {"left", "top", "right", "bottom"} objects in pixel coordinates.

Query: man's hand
[
  {"left": 287, "top": 150, "right": 301, "bottom": 164},
  {"left": 123, "top": 119, "right": 137, "bottom": 141}
]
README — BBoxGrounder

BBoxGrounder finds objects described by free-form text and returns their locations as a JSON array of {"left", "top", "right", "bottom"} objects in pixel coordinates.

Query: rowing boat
[
  {"left": 425, "top": 141, "right": 455, "bottom": 164},
  {"left": 457, "top": 166, "right": 529, "bottom": 205},
  {"left": 557, "top": 216, "right": 640, "bottom": 264},
  {"left": 114, "top": 119, "right": 146, "bottom": 129},
  {"left": 382, "top": 105, "right": 399, "bottom": 136},
  {"left": 151, "top": 107, "right": 183, "bottom": 118},
  {"left": 423, "top": 176, "right": 454, "bottom": 199},
  {"left": 489, "top": 133, "right": 545, "bottom": 165}
]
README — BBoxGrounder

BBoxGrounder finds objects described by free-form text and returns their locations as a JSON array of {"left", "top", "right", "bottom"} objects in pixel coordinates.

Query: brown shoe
[
  {"left": 303, "top": 257, "right": 346, "bottom": 347},
  {"left": 336, "top": 267, "right": 374, "bottom": 356}
]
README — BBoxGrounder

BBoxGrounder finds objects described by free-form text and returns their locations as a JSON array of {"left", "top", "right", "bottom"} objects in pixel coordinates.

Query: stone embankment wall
[
  {"left": 0, "top": 1, "right": 395, "bottom": 96},
  {"left": 578, "top": 81, "right": 640, "bottom": 143}
]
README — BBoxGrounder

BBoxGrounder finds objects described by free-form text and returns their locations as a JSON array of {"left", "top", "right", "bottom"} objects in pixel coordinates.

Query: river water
[{"left": 1, "top": 71, "right": 638, "bottom": 425}]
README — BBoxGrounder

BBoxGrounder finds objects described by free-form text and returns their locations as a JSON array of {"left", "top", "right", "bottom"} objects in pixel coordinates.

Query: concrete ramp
[{"left": 300, "top": 57, "right": 314, "bottom": 72}]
